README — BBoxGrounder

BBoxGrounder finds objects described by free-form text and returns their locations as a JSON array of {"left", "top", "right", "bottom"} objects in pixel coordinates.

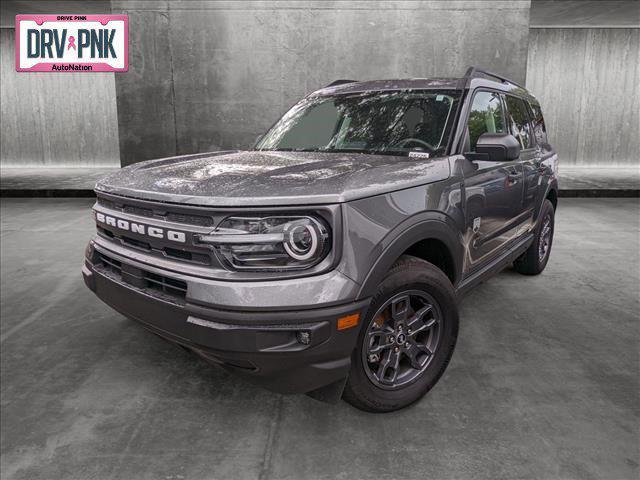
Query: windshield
[{"left": 256, "top": 90, "right": 460, "bottom": 157}]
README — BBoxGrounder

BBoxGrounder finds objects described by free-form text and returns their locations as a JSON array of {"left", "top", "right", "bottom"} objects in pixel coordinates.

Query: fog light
[{"left": 296, "top": 331, "right": 311, "bottom": 345}]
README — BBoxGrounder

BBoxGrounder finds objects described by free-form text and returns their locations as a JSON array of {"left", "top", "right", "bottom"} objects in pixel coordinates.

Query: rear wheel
[
  {"left": 514, "top": 199, "right": 555, "bottom": 275},
  {"left": 343, "top": 256, "right": 458, "bottom": 413}
]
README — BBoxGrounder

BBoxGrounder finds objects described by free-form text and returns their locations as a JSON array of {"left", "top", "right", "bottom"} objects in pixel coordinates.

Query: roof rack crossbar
[
  {"left": 464, "top": 66, "right": 525, "bottom": 89},
  {"left": 325, "top": 79, "right": 358, "bottom": 88}
]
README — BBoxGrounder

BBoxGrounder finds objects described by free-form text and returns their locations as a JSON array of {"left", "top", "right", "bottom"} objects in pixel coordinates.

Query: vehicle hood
[{"left": 96, "top": 150, "right": 451, "bottom": 207}]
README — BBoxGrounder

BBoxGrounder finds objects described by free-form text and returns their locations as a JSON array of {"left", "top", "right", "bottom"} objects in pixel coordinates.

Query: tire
[
  {"left": 513, "top": 199, "right": 555, "bottom": 275},
  {"left": 343, "top": 255, "right": 459, "bottom": 413}
]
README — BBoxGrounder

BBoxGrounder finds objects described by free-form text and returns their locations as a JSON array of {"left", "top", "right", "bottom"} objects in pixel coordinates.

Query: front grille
[
  {"left": 166, "top": 212, "right": 214, "bottom": 227},
  {"left": 96, "top": 227, "right": 211, "bottom": 265},
  {"left": 123, "top": 205, "right": 155, "bottom": 218},
  {"left": 94, "top": 193, "right": 220, "bottom": 267},
  {"left": 96, "top": 196, "right": 214, "bottom": 227},
  {"left": 95, "top": 252, "right": 188, "bottom": 304}
]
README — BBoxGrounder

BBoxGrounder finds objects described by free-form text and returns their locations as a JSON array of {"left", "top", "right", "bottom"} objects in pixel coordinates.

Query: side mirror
[{"left": 471, "top": 133, "right": 521, "bottom": 162}]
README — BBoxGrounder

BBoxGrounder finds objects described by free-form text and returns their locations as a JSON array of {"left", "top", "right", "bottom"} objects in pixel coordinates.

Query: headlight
[{"left": 197, "top": 215, "right": 331, "bottom": 271}]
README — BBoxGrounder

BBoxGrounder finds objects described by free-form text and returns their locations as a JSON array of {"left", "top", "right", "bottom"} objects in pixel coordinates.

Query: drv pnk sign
[{"left": 15, "top": 14, "right": 128, "bottom": 72}]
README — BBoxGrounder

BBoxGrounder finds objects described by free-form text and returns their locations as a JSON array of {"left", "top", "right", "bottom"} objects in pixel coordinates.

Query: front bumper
[{"left": 83, "top": 243, "right": 370, "bottom": 395}]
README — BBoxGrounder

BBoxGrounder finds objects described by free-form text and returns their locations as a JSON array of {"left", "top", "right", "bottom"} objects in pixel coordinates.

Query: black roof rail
[
  {"left": 463, "top": 66, "right": 525, "bottom": 89},
  {"left": 325, "top": 79, "right": 358, "bottom": 88}
]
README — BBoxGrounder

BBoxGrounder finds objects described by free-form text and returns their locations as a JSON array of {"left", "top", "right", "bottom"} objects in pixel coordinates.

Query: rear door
[
  {"left": 528, "top": 99, "right": 555, "bottom": 220},
  {"left": 461, "top": 90, "right": 525, "bottom": 273},
  {"left": 503, "top": 94, "right": 540, "bottom": 233}
]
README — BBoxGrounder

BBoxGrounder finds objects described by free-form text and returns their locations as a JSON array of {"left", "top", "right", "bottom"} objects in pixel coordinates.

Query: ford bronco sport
[{"left": 83, "top": 67, "right": 558, "bottom": 412}]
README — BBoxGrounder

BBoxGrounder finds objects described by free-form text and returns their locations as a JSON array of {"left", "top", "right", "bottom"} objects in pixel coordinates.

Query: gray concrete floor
[
  {"left": 1, "top": 198, "right": 638, "bottom": 480},
  {"left": 558, "top": 167, "right": 640, "bottom": 191},
  {"left": 0, "top": 168, "right": 118, "bottom": 191}
]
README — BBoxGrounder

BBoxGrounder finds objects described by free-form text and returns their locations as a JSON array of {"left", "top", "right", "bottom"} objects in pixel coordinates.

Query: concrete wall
[
  {"left": 530, "top": 0, "right": 640, "bottom": 28},
  {"left": 526, "top": 28, "right": 640, "bottom": 167},
  {"left": 0, "top": 1, "right": 120, "bottom": 168},
  {"left": 113, "top": 0, "right": 531, "bottom": 165},
  {"left": 2, "top": 1, "right": 637, "bottom": 170}
]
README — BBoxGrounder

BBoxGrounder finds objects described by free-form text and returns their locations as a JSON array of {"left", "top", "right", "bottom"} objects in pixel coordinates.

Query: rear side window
[
  {"left": 504, "top": 95, "right": 533, "bottom": 149},
  {"left": 529, "top": 101, "right": 547, "bottom": 144},
  {"left": 467, "top": 91, "right": 507, "bottom": 151}
]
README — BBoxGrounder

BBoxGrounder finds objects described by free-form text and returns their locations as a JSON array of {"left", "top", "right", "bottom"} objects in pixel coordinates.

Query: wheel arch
[
  {"left": 533, "top": 183, "right": 558, "bottom": 228},
  {"left": 356, "top": 215, "right": 463, "bottom": 300},
  {"left": 546, "top": 187, "right": 558, "bottom": 211}
]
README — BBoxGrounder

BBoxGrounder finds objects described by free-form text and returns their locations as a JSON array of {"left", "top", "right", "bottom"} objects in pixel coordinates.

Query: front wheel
[{"left": 343, "top": 256, "right": 459, "bottom": 413}]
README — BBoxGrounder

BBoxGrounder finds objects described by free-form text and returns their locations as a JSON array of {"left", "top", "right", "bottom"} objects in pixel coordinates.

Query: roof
[
  {"left": 312, "top": 78, "right": 462, "bottom": 96},
  {"left": 311, "top": 68, "right": 536, "bottom": 100}
]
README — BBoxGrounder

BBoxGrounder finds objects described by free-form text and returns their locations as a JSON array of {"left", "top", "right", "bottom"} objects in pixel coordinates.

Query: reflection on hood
[{"left": 96, "top": 150, "right": 451, "bottom": 207}]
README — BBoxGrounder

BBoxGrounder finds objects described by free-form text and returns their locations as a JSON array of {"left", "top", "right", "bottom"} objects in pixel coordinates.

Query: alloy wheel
[
  {"left": 363, "top": 290, "right": 442, "bottom": 390},
  {"left": 538, "top": 214, "right": 552, "bottom": 262}
]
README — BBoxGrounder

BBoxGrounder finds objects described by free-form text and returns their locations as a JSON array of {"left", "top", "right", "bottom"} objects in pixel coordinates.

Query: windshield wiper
[
  {"left": 258, "top": 148, "right": 320, "bottom": 152},
  {"left": 257, "top": 147, "right": 424, "bottom": 157},
  {"left": 361, "top": 148, "right": 411, "bottom": 156}
]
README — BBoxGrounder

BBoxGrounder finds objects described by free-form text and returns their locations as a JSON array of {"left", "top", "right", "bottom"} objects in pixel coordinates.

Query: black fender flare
[
  {"left": 545, "top": 181, "right": 559, "bottom": 205},
  {"left": 355, "top": 212, "right": 464, "bottom": 300},
  {"left": 537, "top": 181, "right": 559, "bottom": 225}
]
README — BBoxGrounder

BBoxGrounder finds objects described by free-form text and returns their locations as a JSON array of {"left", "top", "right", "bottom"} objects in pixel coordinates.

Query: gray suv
[{"left": 83, "top": 67, "right": 558, "bottom": 412}]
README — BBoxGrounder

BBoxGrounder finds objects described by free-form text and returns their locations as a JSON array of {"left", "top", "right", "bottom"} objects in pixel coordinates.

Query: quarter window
[
  {"left": 529, "top": 101, "right": 547, "bottom": 144},
  {"left": 467, "top": 91, "right": 506, "bottom": 151},
  {"left": 504, "top": 95, "right": 533, "bottom": 149}
]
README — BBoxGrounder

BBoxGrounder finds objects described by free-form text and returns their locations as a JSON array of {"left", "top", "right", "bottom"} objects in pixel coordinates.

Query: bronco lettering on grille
[{"left": 95, "top": 212, "right": 187, "bottom": 243}]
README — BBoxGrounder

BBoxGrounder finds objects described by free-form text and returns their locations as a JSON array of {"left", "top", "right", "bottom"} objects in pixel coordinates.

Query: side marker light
[{"left": 337, "top": 313, "right": 360, "bottom": 331}]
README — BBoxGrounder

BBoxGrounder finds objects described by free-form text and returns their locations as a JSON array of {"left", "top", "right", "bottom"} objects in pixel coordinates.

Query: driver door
[{"left": 462, "top": 90, "right": 525, "bottom": 274}]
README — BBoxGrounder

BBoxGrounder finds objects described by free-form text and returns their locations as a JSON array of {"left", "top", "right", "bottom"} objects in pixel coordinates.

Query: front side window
[
  {"left": 256, "top": 90, "right": 460, "bottom": 157},
  {"left": 505, "top": 95, "right": 533, "bottom": 149},
  {"left": 466, "top": 91, "right": 506, "bottom": 151}
]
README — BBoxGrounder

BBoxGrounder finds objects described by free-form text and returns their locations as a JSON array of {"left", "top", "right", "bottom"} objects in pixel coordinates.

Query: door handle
[{"left": 505, "top": 170, "right": 520, "bottom": 187}]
